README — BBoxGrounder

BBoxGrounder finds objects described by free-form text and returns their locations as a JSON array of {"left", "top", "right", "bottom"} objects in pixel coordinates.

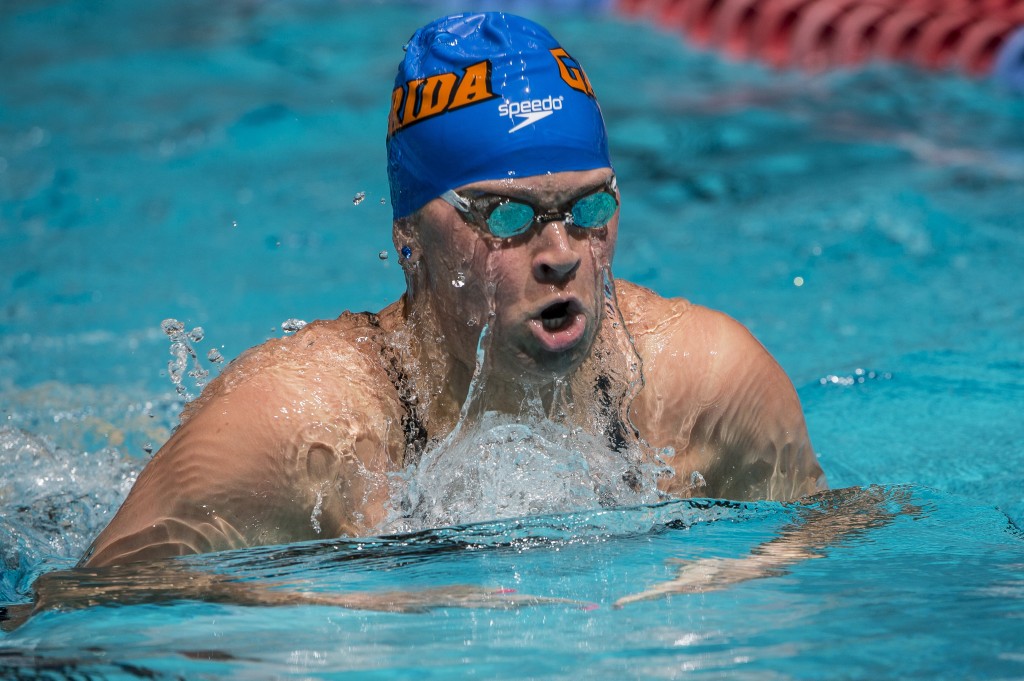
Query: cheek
[
  {"left": 485, "top": 251, "right": 534, "bottom": 309},
  {"left": 594, "top": 218, "right": 618, "bottom": 265},
  {"left": 422, "top": 235, "right": 494, "bottom": 321},
  {"left": 418, "top": 216, "right": 476, "bottom": 290}
]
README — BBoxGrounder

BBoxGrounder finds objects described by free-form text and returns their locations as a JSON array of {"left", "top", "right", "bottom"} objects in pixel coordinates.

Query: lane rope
[{"left": 615, "top": 0, "right": 1024, "bottom": 90}]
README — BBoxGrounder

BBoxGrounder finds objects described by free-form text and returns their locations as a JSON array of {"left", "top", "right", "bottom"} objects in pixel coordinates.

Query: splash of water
[
  {"left": 281, "top": 318, "right": 308, "bottom": 334},
  {"left": 0, "top": 427, "right": 140, "bottom": 601},
  {"left": 386, "top": 407, "right": 666, "bottom": 534},
  {"left": 161, "top": 319, "right": 218, "bottom": 401}
]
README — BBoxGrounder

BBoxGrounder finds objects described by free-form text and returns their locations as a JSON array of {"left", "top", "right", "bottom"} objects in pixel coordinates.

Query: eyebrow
[{"left": 464, "top": 175, "right": 614, "bottom": 204}]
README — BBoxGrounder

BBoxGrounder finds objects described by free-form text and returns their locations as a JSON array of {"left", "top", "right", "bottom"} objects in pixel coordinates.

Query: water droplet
[
  {"left": 161, "top": 319, "right": 184, "bottom": 337},
  {"left": 352, "top": 191, "right": 366, "bottom": 206},
  {"left": 380, "top": 197, "right": 386, "bottom": 205},
  {"left": 378, "top": 250, "right": 389, "bottom": 260},
  {"left": 231, "top": 220, "right": 238, "bottom": 228},
  {"left": 451, "top": 272, "right": 466, "bottom": 288},
  {"left": 281, "top": 318, "right": 307, "bottom": 334},
  {"left": 143, "top": 443, "right": 153, "bottom": 454},
  {"left": 310, "top": 486, "right": 325, "bottom": 534},
  {"left": 690, "top": 471, "right": 707, "bottom": 488},
  {"left": 207, "top": 348, "right": 224, "bottom": 364},
  {"left": 188, "top": 327, "right": 204, "bottom": 343},
  {"left": 793, "top": 276, "right": 805, "bottom": 287}
]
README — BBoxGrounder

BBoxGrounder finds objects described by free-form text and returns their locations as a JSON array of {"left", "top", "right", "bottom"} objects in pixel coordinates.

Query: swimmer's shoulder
[
  {"left": 614, "top": 278, "right": 779, "bottom": 397},
  {"left": 615, "top": 278, "right": 744, "bottom": 350},
  {"left": 180, "top": 303, "right": 405, "bottom": 425},
  {"left": 615, "top": 281, "right": 821, "bottom": 500}
]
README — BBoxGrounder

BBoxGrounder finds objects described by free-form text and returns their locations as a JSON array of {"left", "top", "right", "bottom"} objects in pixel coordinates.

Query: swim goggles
[{"left": 440, "top": 176, "right": 618, "bottom": 239}]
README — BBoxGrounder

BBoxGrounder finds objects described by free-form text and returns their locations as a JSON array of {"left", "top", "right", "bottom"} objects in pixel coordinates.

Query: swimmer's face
[{"left": 408, "top": 169, "right": 618, "bottom": 381}]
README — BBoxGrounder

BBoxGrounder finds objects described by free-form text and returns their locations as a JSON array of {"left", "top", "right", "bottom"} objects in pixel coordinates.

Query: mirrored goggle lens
[
  {"left": 571, "top": 191, "right": 618, "bottom": 228},
  {"left": 484, "top": 189, "right": 618, "bottom": 238},
  {"left": 487, "top": 201, "right": 535, "bottom": 238}
]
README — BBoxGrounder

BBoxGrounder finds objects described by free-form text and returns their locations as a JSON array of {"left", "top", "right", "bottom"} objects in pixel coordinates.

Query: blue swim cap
[{"left": 387, "top": 13, "right": 612, "bottom": 219}]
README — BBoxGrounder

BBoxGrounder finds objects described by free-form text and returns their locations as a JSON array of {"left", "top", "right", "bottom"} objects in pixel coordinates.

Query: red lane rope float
[{"left": 616, "top": 0, "right": 1024, "bottom": 79}]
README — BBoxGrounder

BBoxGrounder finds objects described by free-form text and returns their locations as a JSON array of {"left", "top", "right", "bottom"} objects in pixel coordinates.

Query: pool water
[{"left": 2, "top": 1, "right": 1023, "bottom": 678}]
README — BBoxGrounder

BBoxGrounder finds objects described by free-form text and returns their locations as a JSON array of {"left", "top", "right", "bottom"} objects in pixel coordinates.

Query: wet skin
[
  {"left": 78, "top": 169, "right": 826, "bottom": 569},
  {"left": 396, "top": 169, "right": 617, "bottom": 399}
]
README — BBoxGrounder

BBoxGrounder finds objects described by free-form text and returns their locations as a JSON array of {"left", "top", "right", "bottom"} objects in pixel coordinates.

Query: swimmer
[{"left": 79, "top": 13, "right": 826, "bottom": 570}]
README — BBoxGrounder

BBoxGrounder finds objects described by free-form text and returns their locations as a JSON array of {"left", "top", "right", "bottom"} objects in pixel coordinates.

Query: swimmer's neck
[
  {"left": 431, "top": 351, "right": 584, "bottom": 433},
  {"left": 388, "top": 295, "right": 587, "bottom": 433}
]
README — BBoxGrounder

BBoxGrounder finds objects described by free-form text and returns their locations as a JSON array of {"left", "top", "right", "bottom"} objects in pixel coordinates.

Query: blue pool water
[{"left": 2, "top": 1, "right": 1023, "bottom": 678}]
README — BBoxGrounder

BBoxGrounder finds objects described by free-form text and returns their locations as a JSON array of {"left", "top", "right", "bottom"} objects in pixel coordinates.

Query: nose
[{"left": 532, "top": 222, "right": 581, "bottom": 284}]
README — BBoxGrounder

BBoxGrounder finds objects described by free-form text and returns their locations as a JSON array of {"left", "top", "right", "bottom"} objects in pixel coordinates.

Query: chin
[{"left": 507, "top": 329, "right": 598, "bottom": 381}]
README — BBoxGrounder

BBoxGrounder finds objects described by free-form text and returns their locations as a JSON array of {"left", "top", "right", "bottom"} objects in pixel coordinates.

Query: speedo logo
[{"left": 499, "top": 96, "right": 564, "bottom": 133}]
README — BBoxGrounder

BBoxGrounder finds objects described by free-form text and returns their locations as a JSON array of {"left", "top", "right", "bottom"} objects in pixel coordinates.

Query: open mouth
[
  {"left": 529, "top": 298, "right": 588, "bottom": 355},
  {"left": 540, "top": 301, "right": 572, "bottom": 331}
]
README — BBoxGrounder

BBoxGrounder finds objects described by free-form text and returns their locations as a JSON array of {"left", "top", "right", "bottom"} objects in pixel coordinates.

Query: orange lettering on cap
[
  {"left": 388, "top": 87, "right": 405, "bottom": 136},
  {"left": 449, "top": 60, "right": 497, "bottom": 108},
  {"left": 417, "top": 72, "right": 459, "bottom": 118},
  {"left": 551, "top": 48, "right": 594, "bottom": 97},
  {"left": 402, "top": 79, "right": 426, "bottom": 127},
  {"left": 389, "top": 60, "right": 497, "bottom": 136}
]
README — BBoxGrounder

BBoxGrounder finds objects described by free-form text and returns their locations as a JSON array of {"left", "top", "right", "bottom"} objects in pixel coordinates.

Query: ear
[{"left": 392, "top": 216, "right": 419, "bottom": 258}]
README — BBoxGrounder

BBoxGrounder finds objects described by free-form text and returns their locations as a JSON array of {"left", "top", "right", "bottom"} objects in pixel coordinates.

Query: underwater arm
[
  {"left": 620, "top": 300, "right": 894, "bottom": 605},
  {"left": 615, "top": 486, "right": 911, "bottom": 606},
  {"left": 22, "top": 560, "right": 579, "bottom": 623}
]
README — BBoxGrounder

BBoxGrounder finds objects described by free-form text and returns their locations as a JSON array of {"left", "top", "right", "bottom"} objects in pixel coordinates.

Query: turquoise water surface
[{"left": 2, "top": 1, "right": 1023, "bottom": 678}]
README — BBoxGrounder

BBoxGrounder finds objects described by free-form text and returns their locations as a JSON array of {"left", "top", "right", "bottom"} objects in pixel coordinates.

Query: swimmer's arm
[
  {"left": 80, "top": 370, "right": 366, "bottom": 568},
  {"left": 21, "top": 561, "right": 575, "bottom": 625},
  {"left": 615, "top": 486, "right": 911, "bottom": 606},
  {"left": 619, "top": 311, "right": 898, "bottom": 605}
]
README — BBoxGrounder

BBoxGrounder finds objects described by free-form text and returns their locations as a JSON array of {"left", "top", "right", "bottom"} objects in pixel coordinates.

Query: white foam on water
[
  {"left": 386, "top": 410, "right": 666, "bottom": 534},
  {"left": 0, "top": 426, "right": 140, "bottom": 600}
]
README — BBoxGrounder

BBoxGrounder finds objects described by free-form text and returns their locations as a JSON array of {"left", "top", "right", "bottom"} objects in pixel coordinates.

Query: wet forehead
[{"left": 456, "top": 168, "right": 614, "bottom": 203}]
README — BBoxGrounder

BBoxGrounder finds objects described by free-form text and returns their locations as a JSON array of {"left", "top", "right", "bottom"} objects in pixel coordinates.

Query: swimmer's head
[{"left": 387, "top": 13, "right": 612, "bottom": 219}]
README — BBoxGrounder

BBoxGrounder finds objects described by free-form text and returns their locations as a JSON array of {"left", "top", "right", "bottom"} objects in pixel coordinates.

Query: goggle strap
[{"left": 440, "top": 189, "right": 471, "bottom": 212}]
